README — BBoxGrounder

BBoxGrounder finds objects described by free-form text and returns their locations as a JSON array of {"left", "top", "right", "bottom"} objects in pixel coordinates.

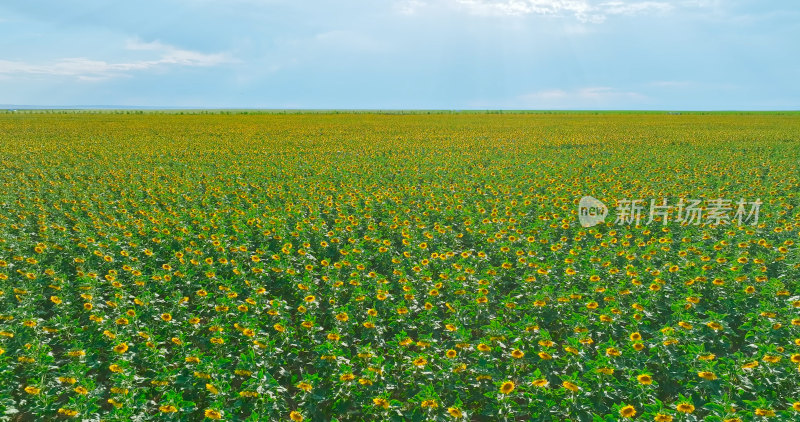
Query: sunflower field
[{"left": 0, "top": 111, "right": 799, "bottom": 421}]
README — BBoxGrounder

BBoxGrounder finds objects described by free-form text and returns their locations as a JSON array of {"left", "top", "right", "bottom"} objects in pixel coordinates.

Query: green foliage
[{"left": 0, "top": 112, "right": 798, "bottom": 420}]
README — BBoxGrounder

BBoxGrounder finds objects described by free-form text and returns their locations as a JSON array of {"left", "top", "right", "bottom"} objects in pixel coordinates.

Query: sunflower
[
  {"left": 697, "top": 371, "right": 717, "bottom": 380},
  {"left": 676, "top": 403, "right": 695, "bottom": 414},
  {"left": 637, "top": 374, "right": 653, "bottom": 385},
  {"left": 654, "top": 413, "right": 673, "bottom": 422},
  {"left": 754, "top": 409, "right": 775, "bottom": 417},
  {"left": 448, "top": 407, "right": 463, "bottom": 418},
  {"left": 159, "top": 405, "right": 178, "bottom": 413},
  {"left": 204, "top": 409, "right": 222, "bottom": 420},
  {"left": 57, "top": 408, "right": 79, "bottom": 417},
  {"left": 532, "top": 379, "right": 549, "bottom": 388},
  {"left": 500, "top": 381, "right": 515, "bottom": 394},
  {"left": 742, "top": 361, "right": 759, "bottom": 370},
  {"left": 113, "top": 343, "right": 128, "bottom": 353},
  {"left": 421, "top": 400, "right": 438, "bottom": 408},
  {"left": 562, "top": 381, "right": 579, "bottom": 392},
  {"left": 373, "top": 398, "right": 389, "bottom": 409},
  {"left": 511, "top": 349, "right": 525, "bottom": 358},
  {"left": 619, "top": 405, "right": 636, "bottom": 418}
]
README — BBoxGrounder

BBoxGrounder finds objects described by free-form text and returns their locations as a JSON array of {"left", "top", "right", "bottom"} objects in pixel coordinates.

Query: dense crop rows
[{"left": 0, "top": 112, "right": 799, "bottom": 421}]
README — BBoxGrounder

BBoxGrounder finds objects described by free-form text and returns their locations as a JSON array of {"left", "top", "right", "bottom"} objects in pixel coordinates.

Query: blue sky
[{"left": 0, "top": 0, "right": 798, "bottom": 109}]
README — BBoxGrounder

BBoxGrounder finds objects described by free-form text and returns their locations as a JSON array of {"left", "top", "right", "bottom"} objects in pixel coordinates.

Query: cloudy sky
[{"left": 0, "top": 1, "right": 798, "bottom": 109}]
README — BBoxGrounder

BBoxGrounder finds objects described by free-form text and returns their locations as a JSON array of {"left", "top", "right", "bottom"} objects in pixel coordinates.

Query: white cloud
[
  {"left": 404, "top": 0, "right": 676, "bottom": 22},
  {"left": 395, "top": 0, "right": 428, "bottom": 15},
  {"left": 456, "top": 0, "right": 598, "bottom": 21},
  {"left": 575, "top": 86, "right": 644, "bottom": 100},
  {"left": 517, "top": 86, "right": 646, "bottom": 107},
  {"left": 0, "top": 40, "right": 232, "bottom": 81},
  {"left": 599, "top": 1, "right": 671, "bottom": 15},
  {"left": 524, "top": 89, "right": 569, "bottom": 99}
]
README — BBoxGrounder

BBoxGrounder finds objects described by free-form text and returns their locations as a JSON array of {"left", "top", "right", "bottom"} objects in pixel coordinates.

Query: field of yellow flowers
[{"left": 0, "top": 111, "right": 798, "bottom": 421}]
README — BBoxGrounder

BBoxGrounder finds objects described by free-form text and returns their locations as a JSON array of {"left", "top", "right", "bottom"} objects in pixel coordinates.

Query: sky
[{"left": 0, "top": 0, "right": 798, "bottom": 109}]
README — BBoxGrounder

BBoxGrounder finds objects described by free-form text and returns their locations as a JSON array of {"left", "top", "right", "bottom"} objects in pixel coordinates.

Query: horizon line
[{"left": 2, "top": 105, "right": 799, "bottom": 113}]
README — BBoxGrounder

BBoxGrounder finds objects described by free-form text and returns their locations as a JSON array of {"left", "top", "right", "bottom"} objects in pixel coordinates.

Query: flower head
[
  {"left": 620, "top": 405, "right": 636, "bottom": 418},
  {"left": 562, "top": 381, "right": 579, "bottom": 392},
  {"left": 204, "top": 409, "right": 223, "bottom": 420},
  {"left": 448, "top": 407, "right": 463, "bottom": 418},
  {"left": 697, "top": 371, "right": 717, "bottom": 380},
  {"left": 500, "top": 381, "right": 515, "bottom": 394}
]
